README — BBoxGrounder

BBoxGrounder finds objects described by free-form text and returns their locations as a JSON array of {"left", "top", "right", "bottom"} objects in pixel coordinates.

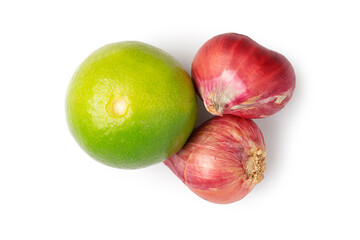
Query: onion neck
[{"left": 204, "top": 101, "right": 223, "bottom": 116}]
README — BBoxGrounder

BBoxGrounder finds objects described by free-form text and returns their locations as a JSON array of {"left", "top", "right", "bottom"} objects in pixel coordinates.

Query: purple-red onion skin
[
  {"left": 164, "top": 115, "right": 266, "bottom": 204},
  {"left": 191, "top": 33, "right": 296, "bottom": 119}
]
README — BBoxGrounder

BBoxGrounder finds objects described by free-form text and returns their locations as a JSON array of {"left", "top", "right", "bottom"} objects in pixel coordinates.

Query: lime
[{"left": 66, "top": 41, "right": 197, "bottom": 169}]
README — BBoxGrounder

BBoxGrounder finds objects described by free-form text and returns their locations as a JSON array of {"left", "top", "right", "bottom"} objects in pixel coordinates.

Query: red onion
[
  {"left": 164, "top": 115, "right": 266, "bottom": 204},
  {"left": 191, "top": 33, "right": 296, "bottom": 118}
]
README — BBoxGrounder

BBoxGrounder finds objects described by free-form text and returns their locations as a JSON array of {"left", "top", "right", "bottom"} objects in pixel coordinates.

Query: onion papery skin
[
  {"left": 164, "top": 115, "right": 266, "bottom": 204},
  {"left": 191, "top": 33, "right": 296, "bottom": 119}
]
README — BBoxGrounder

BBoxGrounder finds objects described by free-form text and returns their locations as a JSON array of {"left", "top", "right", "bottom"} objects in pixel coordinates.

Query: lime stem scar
[{"left": 110, "top": 98, "right": 128, "bottom": 117}]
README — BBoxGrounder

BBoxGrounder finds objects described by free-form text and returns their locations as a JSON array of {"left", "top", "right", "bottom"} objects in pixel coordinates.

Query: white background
[{"left": 1, "top": 0, "right": 359, "bottom": 239}]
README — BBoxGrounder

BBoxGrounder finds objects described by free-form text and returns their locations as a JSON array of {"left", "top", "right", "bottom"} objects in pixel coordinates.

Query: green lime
[{"left": 66, "top": 41, "right": 197, "bottom": 169}]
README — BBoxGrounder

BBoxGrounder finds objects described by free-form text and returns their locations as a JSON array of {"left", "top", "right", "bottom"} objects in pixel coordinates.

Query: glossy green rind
[{"left": 66, "top": 41, "right": 197, "bottom": 169}]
